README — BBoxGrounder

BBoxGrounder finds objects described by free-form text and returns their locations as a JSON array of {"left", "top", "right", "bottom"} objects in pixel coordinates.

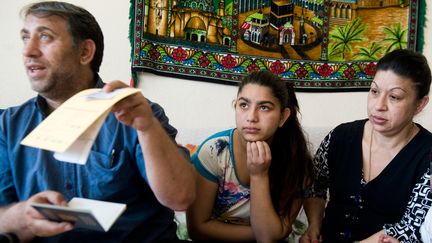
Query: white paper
[
  {"left": 68, "top": 197, "right": 127, "bottom": 231},
  {"left": 21, "top": 87, "right": 140, "bottom": 164},
  {"left": 54, "top": 110, "right": 110, "bottom": 164}
]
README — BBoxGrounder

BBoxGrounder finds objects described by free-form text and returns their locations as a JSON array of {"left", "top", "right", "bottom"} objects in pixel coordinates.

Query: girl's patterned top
[{"left": 192, "top": 128, "right": 251, "bottom": 225}]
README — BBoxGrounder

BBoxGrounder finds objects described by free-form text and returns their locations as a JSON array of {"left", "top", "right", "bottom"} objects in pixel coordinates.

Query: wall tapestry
[{"left": 130, "top": 0, "right": 425, "bottom": 91}]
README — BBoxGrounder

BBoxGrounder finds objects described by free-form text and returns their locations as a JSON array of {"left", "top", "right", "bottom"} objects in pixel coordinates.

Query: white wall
[
  {"left": 1, "top": 0, "right": 431, "bottom": 140},
  {"left": 0, "top": 0, "right": 131, "bottom": 106}
]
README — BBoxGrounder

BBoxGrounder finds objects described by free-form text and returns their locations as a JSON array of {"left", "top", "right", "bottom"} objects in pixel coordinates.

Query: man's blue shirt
[{"left": 0, "top": 81, "right": 181, "bottom": 242}]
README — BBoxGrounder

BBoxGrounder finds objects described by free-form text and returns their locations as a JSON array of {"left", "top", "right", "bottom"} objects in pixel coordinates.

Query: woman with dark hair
[
  {"left": 301, "top": 49, "right": 432, "bottom": 243},
  {"left": 186, "top": 70, "right": 313, "bottom": 242}
]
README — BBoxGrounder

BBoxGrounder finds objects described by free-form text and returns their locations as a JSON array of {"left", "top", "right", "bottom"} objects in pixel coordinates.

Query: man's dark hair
[{"left": 21, "top": 1, "right": 104, "bottom": 73}]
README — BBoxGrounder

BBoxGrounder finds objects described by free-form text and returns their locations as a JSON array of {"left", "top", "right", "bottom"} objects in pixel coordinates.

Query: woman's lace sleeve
[
  {"left": 384, "top": 170, "right": 432, "bottom": 242},
  {"left": 303, "top": 130, "right": 333, "bottom": 199}
]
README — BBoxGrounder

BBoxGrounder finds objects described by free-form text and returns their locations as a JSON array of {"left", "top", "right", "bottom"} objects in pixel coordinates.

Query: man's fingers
[
  {"left": 29, "top": 191, "right": 66, "bottom": 206},
  {"left": 29, "top": 219, "right": 73, "bottom": 237},
  {"left": 103, "top": 80, "right": 128, "bottom": 92}
]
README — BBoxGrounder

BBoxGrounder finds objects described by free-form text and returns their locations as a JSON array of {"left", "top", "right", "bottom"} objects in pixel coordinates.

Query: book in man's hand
[{"left": 31, "top": 197, "right": 127, "bottom": 232}]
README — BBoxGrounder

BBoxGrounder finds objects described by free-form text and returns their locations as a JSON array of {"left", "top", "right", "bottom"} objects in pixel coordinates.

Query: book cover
[{"left": 31, "top": 197, "right": 127, "bottom": 232}]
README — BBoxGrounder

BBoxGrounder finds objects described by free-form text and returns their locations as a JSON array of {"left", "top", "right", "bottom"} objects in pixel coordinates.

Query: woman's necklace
[
  {"left": 367, "top": 123, "right": 415, "bottom": 182},
  {"left": 368, "top": 127, "right": 373, "bottom": 182},
  {"left": 367, "top": 129, "right": 373, "bottom": 183}
]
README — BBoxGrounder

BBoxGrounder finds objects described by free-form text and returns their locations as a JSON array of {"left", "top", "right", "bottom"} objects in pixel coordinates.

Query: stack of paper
[{"left": 21, "top": 87, "right": 140, "bottom": 164}]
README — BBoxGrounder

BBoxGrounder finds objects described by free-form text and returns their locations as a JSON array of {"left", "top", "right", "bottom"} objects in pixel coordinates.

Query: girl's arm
[
  {"left": 300, "top": 197, "right": 326, "bottom": 243},
  {"left": 250, "top": 173, "right": 302, "bottom": 242},
  {"left": 186, "top": 171, "right": 255, "bottom": 242},
  {"left": 247, "top": 141, "right": 300, "bottom": 242}
]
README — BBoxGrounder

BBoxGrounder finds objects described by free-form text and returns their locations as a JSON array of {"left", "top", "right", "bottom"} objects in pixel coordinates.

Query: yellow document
[{"left": 21, "top": 87, "right": 141, "bottom": 164}]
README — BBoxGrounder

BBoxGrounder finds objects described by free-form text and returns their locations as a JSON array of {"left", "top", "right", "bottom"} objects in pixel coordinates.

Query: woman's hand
[
  {"left": 378, "top": 234, "right": 400, "bottom": 243},
  {"left": 299, "top": 226, "right": 322, "bottom": 243}
]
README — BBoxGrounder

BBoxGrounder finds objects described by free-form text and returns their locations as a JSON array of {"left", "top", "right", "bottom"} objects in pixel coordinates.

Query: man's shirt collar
[{"left": 34, "top": 74, "right": 104, "bottom": 116}]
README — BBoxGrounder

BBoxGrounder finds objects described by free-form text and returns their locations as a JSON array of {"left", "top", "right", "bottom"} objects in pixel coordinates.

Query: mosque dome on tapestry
[
  {"left": 186, "top": 16, "right": 207, "bottom": 30},
  {"left": 177, "top": 0, "right": 214, "bottom": 12}
]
